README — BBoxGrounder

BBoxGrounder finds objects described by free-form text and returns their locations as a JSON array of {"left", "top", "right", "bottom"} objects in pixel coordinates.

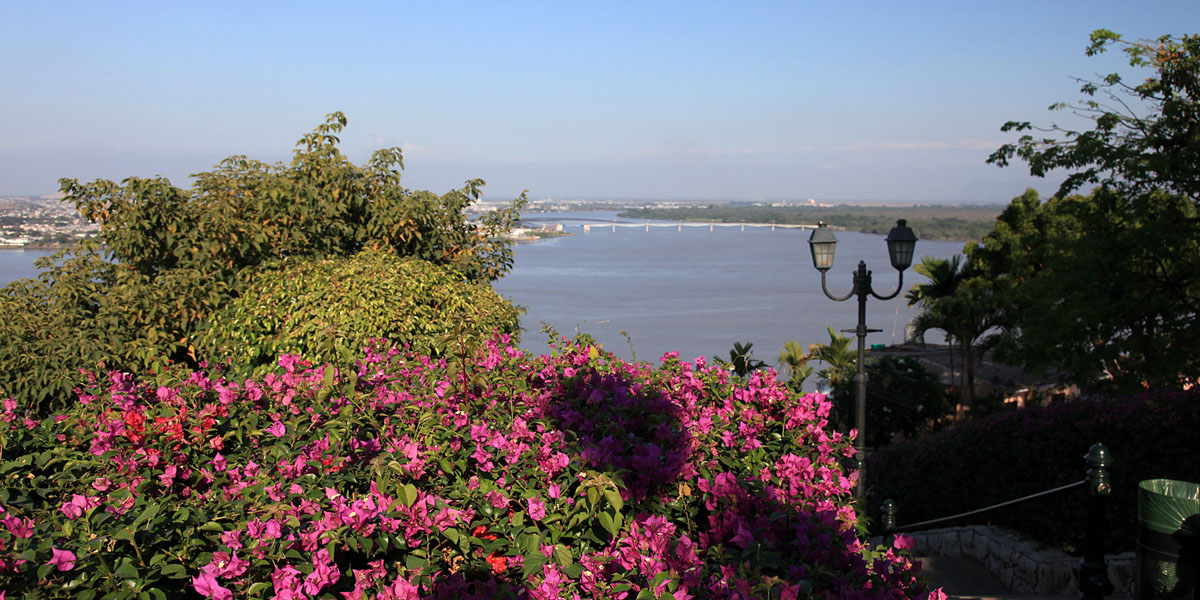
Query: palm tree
[
  {"left": 809, "top": 326, "right": 856, "bottom": 385},
  {"left": 907, "top": 255, "right": 997, "bottom": 415},
  {"left": 907, "top": 255, "right": 965, "bottom": 400},
  {"left": 807, "top": 326, "right": 857, "bottom": 429},
  {"left": 778, "top": 339, "right": 815, "bottom": 390}
]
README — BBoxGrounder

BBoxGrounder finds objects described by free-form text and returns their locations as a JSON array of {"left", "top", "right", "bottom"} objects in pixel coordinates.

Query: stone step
[
  {"left": 904, "top": 525, "right": 1135, "bottom": 598},
  {"left": 919, "top": 556, "right": 1014, "bottom": 598}
]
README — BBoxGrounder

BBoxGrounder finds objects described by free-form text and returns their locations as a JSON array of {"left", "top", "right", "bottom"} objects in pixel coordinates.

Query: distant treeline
[{"left": 617, "top": 204, "right": 1003, "bottom": 242}]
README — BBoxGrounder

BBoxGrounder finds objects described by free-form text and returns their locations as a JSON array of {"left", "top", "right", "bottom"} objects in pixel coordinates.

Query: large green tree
[
  {"left": 0, "top": 113, "right": 525, "bottom": 413},
  {"left": 979, "top": 31, "right": 1200, "bottom": 391},
  {"left": 989, "top": 30, "right": 1200, "bottom": 204}
]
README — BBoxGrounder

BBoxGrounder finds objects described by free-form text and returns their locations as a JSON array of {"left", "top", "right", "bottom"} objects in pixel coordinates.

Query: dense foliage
[
  {"left": 905, "top": 255, "right": 997, "bottom": 411},
  {"left": 830, "top": 356, "right": 951, "bottom": 448},
  {"left": 617, "top": 206, "right": 998, "bottom": 242},
  {"left": 0, "top": 113, "right": 525, "bottom": 415},
  {"left": 968, "top": 187, "right": 1198, "bottom": 389},
  {"left": 0, "top": 338, "right": 935, "bottom": 599},
  {"left": 867, "top": 388, "right": 1200, "bottom": 554},
  {"left": 972, "top": 31, "right": 1200, "bottom": 390},
  {"left": 197, "top": 250, "right": 520, "bottom": 377}
]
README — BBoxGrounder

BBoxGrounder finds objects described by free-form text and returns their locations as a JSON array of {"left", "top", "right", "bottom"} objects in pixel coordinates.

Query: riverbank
[
  {"left": 617, "top": 205, "right": 1001, "bottom": 243},
  {"left": 0, "top": 243, "right": 77, "bottom": 250}
]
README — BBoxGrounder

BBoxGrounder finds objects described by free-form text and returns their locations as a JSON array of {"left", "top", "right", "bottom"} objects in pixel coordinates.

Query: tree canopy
[
  {"left": 989, "top": 30, "right": 1200, "bottom": 205},
  {"left": 975, "top": 31, "right": 1200, "bottom": 391},
  {"left": 0, "top": 113, "right": 525, "bottom": 413},
  {"left": 198, "top": 250, "right": 521, "bottom": 377}
]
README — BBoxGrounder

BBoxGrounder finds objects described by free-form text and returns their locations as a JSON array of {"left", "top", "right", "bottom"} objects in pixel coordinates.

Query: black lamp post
[{"left": 808, "top": 219, "right": 917, "bottom": 498}]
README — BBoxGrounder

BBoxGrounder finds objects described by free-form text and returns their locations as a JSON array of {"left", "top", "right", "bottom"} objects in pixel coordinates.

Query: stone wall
[{"left": 900, "top": 525, "right": 1135, "bottom": 598}]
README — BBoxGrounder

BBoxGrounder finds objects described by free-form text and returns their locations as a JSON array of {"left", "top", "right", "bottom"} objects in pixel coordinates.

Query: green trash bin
[{"left": 1138, "top": 479, "right": 1200, "bottom": 599}]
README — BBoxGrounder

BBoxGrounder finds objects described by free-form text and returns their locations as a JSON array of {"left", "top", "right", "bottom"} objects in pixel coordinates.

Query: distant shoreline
[
  {"left": 0, "top": 243, "right": 75, "bottom": 251},
  {"left": 616, "top": 205, "right": 1001, "bottom": 243}
]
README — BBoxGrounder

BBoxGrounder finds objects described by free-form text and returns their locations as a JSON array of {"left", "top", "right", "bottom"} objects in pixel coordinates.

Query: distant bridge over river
[{"left": 517, "top": 217, "right": 830, "bottom": 233}]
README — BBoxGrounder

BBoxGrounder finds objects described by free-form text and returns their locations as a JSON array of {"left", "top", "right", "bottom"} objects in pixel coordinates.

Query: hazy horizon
[{"left": 2, "top": 2, "right": 1195, "bottom": 202}]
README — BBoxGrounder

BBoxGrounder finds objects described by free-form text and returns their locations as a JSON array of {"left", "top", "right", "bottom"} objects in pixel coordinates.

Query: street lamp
[{"left": 808, "top": 219, "right": 917, "bottom": 498}]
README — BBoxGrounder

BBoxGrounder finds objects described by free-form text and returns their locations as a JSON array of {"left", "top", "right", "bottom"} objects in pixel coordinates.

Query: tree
[
  {"left": 809, "top": 326, "right": 856, "bottom": 389},
  {"left": 969, "top": 188, "right": 1198, "bottom": 389},
  {"left": 807, "top": 326, "right": 857, "bottom": 428},
  {"left": 778, "top": 339, "right": 815, "bottom": 391},
  {"left": 981, "top": 31, "right": 1200, "bottom": 391},
  {"left": 989, "top": 30, "right": 1200, "bottom": 205},
  {"left": 196, "top": 250, "right": 521, "bottom": 377},
  {"left": 906, "top": 255, "right": 964, "bottom": 397},
  {"left": 906, "top": 255, "right": 1000, "bottom": 412},
  {"left": 714, "top": 341, "right": 768, "bottom": 377},
  {"left": 0, "top": 113, "right": 526, "bottom": 414}
]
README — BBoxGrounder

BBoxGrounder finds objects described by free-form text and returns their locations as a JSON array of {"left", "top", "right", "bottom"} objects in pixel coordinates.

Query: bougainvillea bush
[{"left": 0, "top": 337, "right": 936, "bottom": 599}]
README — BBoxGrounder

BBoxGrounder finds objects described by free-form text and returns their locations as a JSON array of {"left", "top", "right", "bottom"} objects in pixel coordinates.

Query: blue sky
[{"left": 1, "top": 1, "right": 1195, "bottom": 202}]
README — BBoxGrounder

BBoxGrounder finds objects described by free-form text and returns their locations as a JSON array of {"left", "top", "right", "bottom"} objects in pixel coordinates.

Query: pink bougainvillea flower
[
  {"left": 730, "top": 522, "right": 756, "bottom": 549},
  {"left": 2, "top": 516, "right": 33, "bottom": 539},
  {"left": 383, "top": 575, "right": 421, "bottom": 600},
  {"left": 59, "top": 494, "right": 98, "bottom": 519},
  {"left": 192, "top": 572, "right": 233, "bottom": 600},
  {"left": 219, "top": 529, "right": 242, "bottom": 550},
  {"left": 527, "top": 496, "right": 546, "bottom": 521},
  {"left": 47, "top": 548, "right": 75, "bottom": 571},
  {"left": 0, "top": 335, "right": 936, "bottom": 599},
  {"left": 485, "top": 490, "right": 508, "bottom": 509}
]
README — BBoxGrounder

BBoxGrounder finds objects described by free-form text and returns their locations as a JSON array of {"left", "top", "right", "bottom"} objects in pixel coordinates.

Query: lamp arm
[
  {"left": 869, "top": 271, "right": 905, "bottom": 301},
  {"left": 818, "top": 270, "right": 856, "bottom": 302}
]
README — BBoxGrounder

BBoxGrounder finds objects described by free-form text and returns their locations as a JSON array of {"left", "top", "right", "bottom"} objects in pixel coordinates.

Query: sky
[{"left": 1, "top": 1, "right": 1196, "bottom": 203}]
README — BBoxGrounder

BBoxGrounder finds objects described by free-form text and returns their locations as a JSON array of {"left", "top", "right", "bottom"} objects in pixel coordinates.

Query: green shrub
[
  {"left": 867, "top": 388, "right": 1200, "bottom": 553},
  {"left": 197, "top": 250, "right": 520, "bottom": 376},
  {"left": 0, "top": 113, "right": 524, "bottom": 415},
  {"left": 831, "top": 355, "right": 952, "bottom": 447}
]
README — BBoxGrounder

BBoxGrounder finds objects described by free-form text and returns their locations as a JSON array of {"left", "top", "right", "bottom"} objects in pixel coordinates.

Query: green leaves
[
  {"left": 196, "top": 250, "right": 520, "bottom": 378},
  {"left": 2, "top": 114, "right": 526, "bottom": 415}
]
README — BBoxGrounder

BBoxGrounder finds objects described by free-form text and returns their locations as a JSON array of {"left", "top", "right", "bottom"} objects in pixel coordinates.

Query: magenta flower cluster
[{"left": 0, "top": 336, "right": 937, "bottom": 599}]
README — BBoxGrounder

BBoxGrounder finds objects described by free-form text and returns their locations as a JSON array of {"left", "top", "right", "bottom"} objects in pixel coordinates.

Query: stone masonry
[{"left": 899, "top": 525, "right": 1135, "bottom": 598}]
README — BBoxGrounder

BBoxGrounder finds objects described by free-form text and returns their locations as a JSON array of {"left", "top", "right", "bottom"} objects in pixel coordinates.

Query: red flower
[{"left": 485, "top": 553, "right": 507, "bottom": 574}]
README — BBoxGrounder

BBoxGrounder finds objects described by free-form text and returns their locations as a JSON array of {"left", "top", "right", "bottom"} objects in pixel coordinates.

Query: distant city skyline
[{"left": 1, "top": 2, "right": 1195, "bottom": 202}]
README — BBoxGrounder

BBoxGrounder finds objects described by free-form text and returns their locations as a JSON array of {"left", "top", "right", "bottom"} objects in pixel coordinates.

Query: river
[
  {"left": 492, "top": 212, "right": 965, "bottom": 367},
  {"left": 0, "top": 248, "right": 58, "bottom": 285},
  {"left": 0, "top": 213, "right": 966, "bottom": 372}
]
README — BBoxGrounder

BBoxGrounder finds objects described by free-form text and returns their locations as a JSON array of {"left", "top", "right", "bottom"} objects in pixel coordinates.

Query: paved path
[{"left": 919, "top": 556, "right": 1073, "bottom": 600}]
